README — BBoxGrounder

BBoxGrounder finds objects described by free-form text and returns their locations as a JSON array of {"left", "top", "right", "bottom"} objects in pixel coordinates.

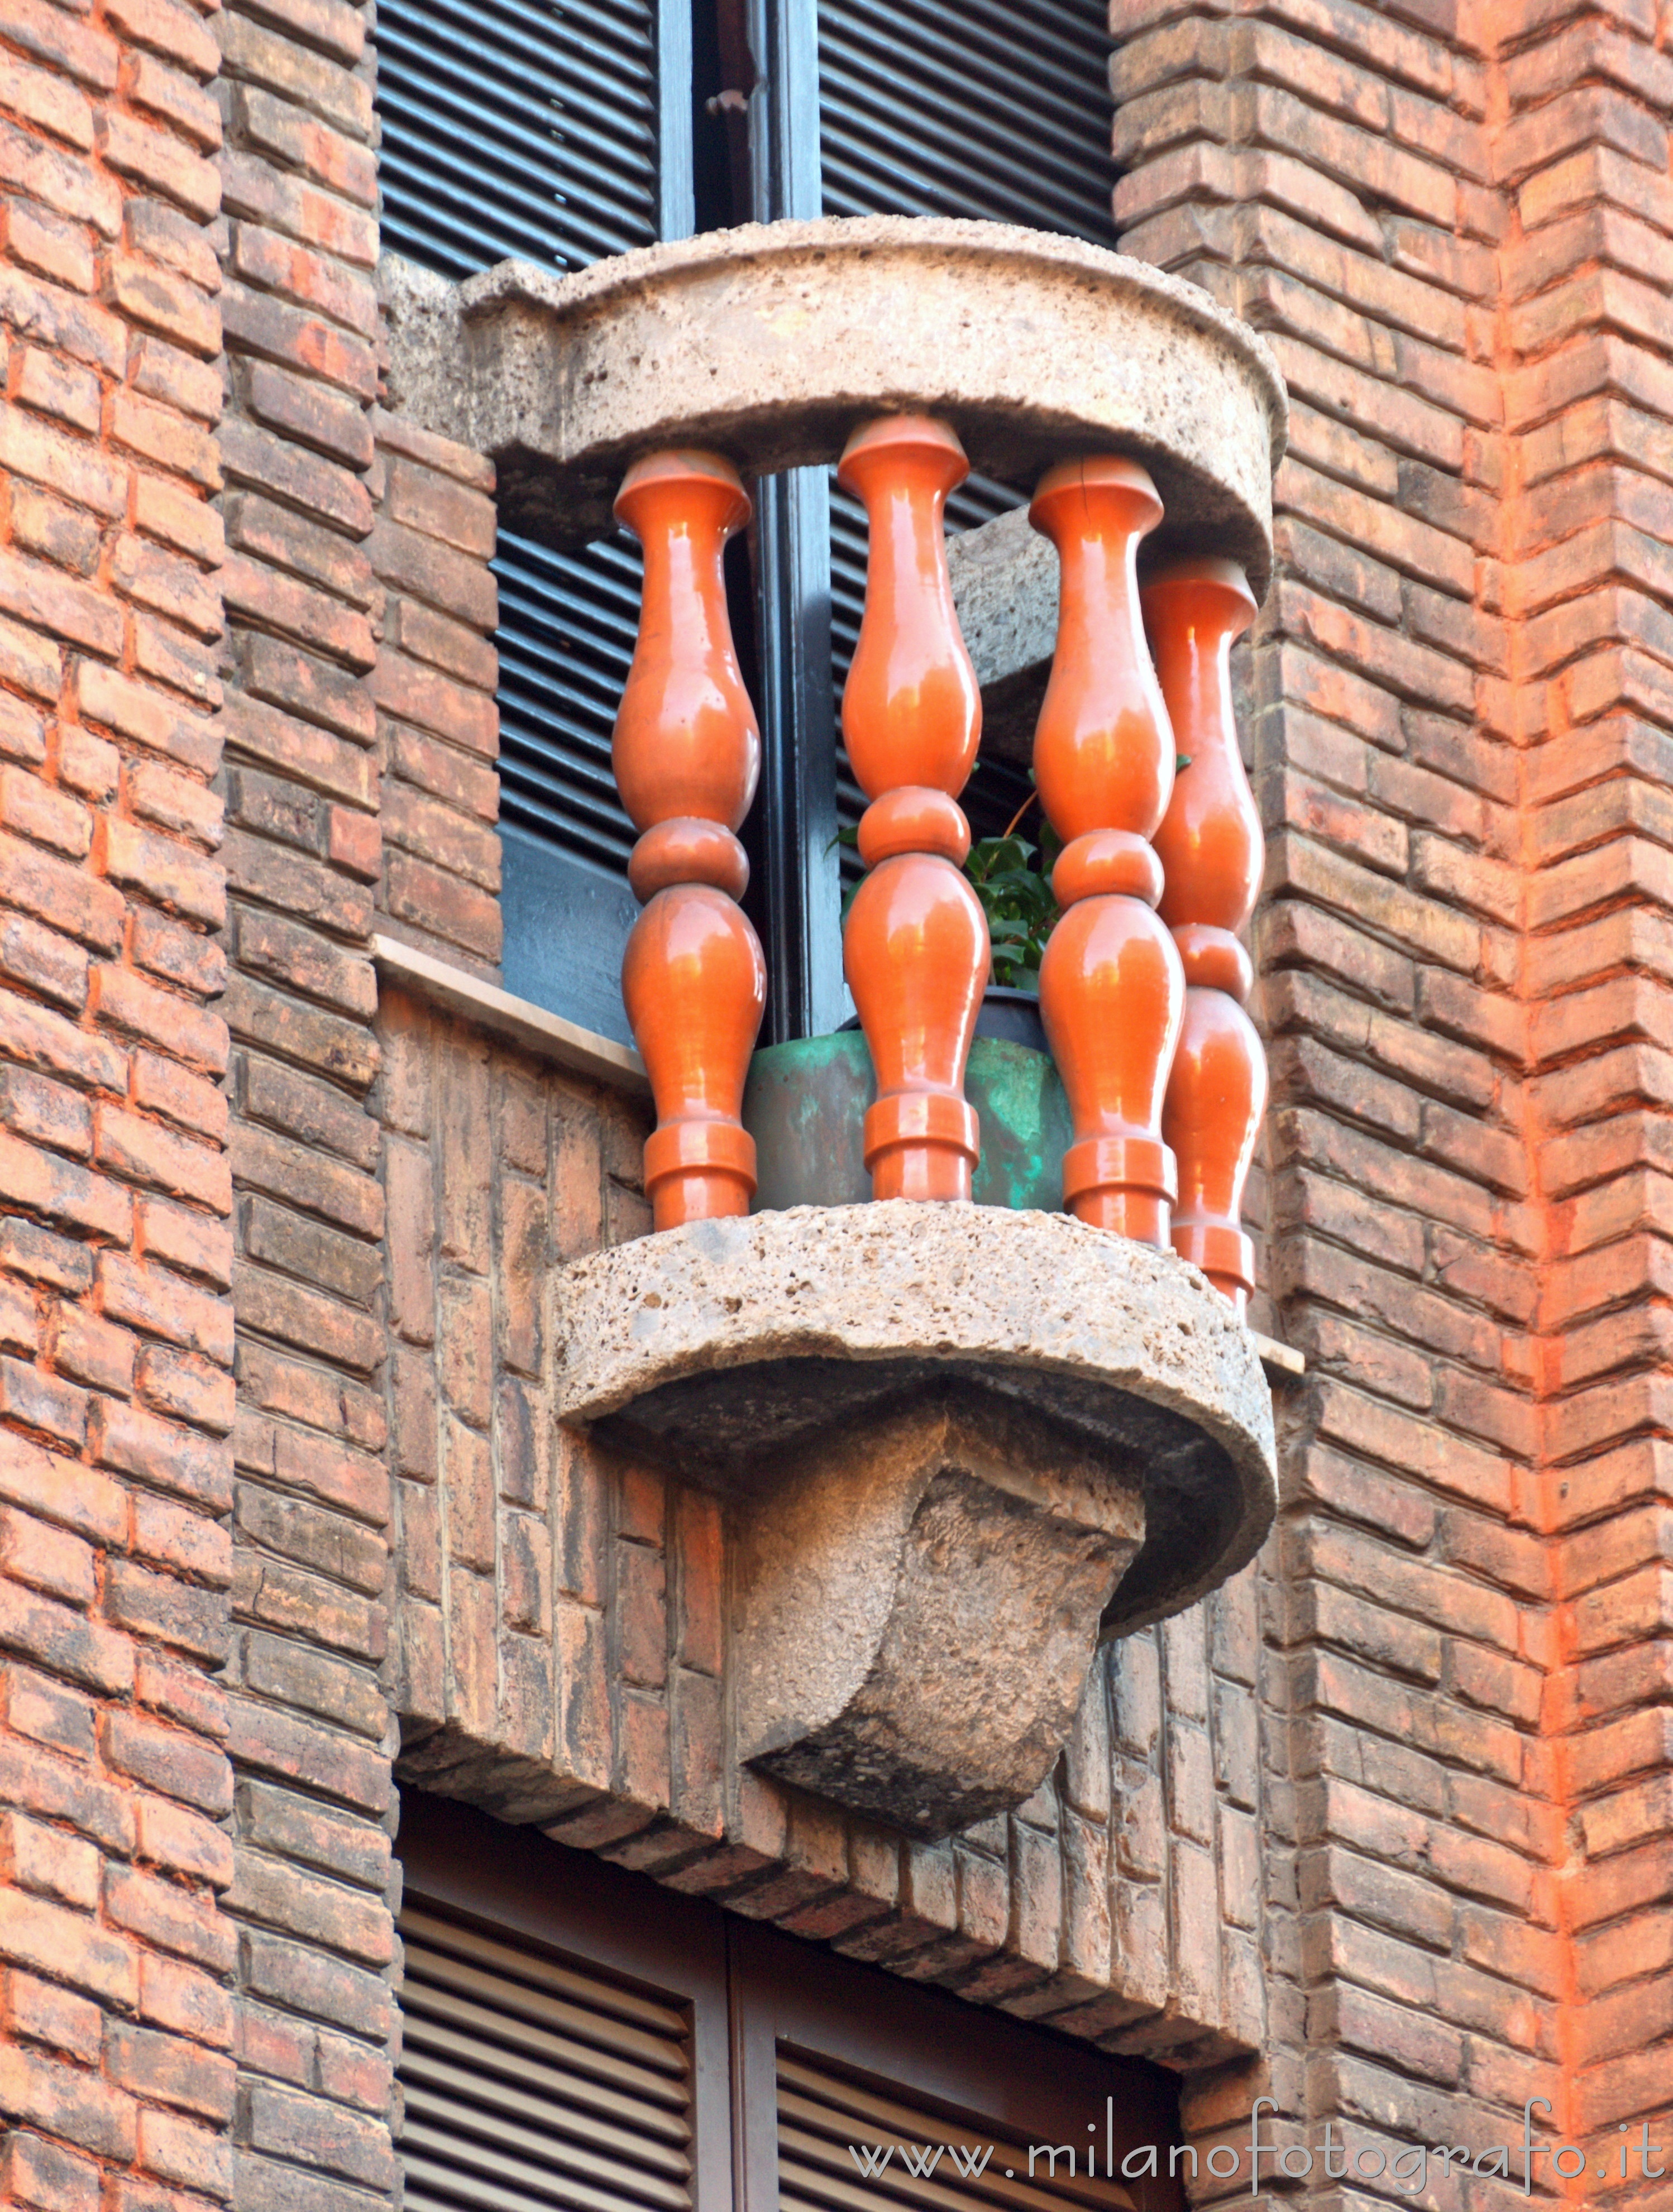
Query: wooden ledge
[
  {"left": 372, "top": 935, "right": 650, "bottom": 1094},
  {"left": 1254, "top": 1332, "right": 1305, "bottom": 1384}
]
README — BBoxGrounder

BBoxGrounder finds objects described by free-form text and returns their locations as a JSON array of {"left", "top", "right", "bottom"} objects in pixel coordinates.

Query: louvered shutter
[
  {"left": 778, "top": 2052, "right": 1139, "bottom": 2212},
  {"left": 398, "top": 1900, "right": 696, "bottom": 2212},
  {"left": 377, "top": 0, "right": 659, "bottom": 278},
  {"left": 375, "top": 0, "right": 668, "bottom": 1038},
  {"left": 818, "top": 0, "right": 1116, "bottom": 867},
  {"left": 817, "top": 0, "right": 1118, "bottom": 247}
]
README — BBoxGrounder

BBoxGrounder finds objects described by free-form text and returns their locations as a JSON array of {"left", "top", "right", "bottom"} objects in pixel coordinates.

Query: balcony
[{"left": 388, "top": 216, "right": 1286, "bottom": 1837}]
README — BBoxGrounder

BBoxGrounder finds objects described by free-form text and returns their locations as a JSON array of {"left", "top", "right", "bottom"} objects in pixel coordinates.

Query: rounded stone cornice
[
  {"left": 381, "top": 216, "right": 1287, "bottom": 593},
  {"left": 555, "top": 1202, "right": 1277, "bottom": 1634}
]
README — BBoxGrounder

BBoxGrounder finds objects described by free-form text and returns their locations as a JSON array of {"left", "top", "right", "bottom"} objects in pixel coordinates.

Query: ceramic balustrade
[
  {"left": 605, "top": 438, "right": 1264, "bottom": 1304},
  {"left": 613, "top": 449, "right": 766, "bottom": 1231},
  {"left": 836, "top": 415, "right": 989, "bottom": 1204},
  {"left": 1143, "top": 558, "right": 1267, "bottom": 1314}
]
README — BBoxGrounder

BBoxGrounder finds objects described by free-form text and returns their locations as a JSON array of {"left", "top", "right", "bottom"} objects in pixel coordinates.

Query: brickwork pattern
[
  {"left": 0, "top": 0, "right": 239, "bottom": 2202},
  {"left": 1501, "top": 0, "right": 1673, "bottom": 2171},
  {"left": 369, "top": 410, "right": 501, "bottom": 976},
  {"left": 212, "top": 0, "right": 399, "bottom": 2205},
  {"left": 1111, "top": 0, "right": 1672, "bottom": 2201},
  {"left": 6, "top": 0, "right": 1673, "bottom": 2197},
  {"left": 379, "top": 989, "right": 1266, "bottom": 2065}
]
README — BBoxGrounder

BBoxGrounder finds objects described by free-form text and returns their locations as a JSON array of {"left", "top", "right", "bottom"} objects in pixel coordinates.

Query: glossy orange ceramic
[
  {"left": 1030, "top": 457, "right": 1173, "bottom": 842},
  {"left": 838, "top": 415, "right": 988, "bottom": 1202},
  {"left": 613, "top": 451, "right": 759, "bottom": 833},
  {"left": 613, "top": 450, "right": 766, "bottom": 1229},
  {"left": 623, "top": 886, "right": 766, "bottom": 1229},
  {"left": 1030, "top": 454, "right": 1182, "bottom": 1244},
  {"left": 836, "top": 415, "right": 982, "bottom": 802},
  {"left": 846, "top": 853, "right": 987, "bottom": 1201},
  {"left": 1039, "top": 894, "right": 1183, "bottom": 1243},
  {"left": 1143, "top": 557, "right": 1265, "bottom": 1310}
]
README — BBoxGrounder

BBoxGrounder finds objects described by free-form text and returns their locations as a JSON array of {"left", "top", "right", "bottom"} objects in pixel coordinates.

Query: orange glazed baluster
[
  {"left": 613, "top": 451, "right": 766, "bottom": 1231},
  {"left": 838, "top": 415, "right": 989, "bottom": 1203},
  {"left": 1031, "top": 456, "right": 1184, "bottom": 1247},
  {"left": 1144, "top": 557, "right": 1266, "bottom": 1314}
]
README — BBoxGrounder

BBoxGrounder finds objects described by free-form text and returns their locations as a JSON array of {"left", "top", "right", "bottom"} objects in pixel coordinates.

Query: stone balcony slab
[
  {"left": 556, "top": 1204, "right": 1274, "bottom": 1833},
  {"left": 381, "top": 214, "right": 1286, "bottom": 590}
]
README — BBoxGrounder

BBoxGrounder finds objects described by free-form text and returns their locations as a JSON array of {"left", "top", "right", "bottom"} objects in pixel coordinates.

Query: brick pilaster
[
  {"left": 1499, "top": 0, "right": 1673, "bottom": 2171},
  {"left": 212, "top": 0, "right": 397, "bottom": 2204},
  {"left": 0, "top": 0, "right": 238, "bottom": 2202},
  {"left": 368, "top": 410, "right": 502, "bottom": 976},
  {"left": 1111, "top": 0, "right": 1672, "bottom": 2200}
]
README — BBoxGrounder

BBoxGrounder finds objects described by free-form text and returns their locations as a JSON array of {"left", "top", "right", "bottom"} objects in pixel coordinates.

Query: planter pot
[{"left": 744, "top": 991, "right": 1070, "bottom": 1213}]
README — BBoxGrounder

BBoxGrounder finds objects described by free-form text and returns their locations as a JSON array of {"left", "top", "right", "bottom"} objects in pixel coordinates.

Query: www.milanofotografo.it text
[{"left": 845, "top": 2098, "right": 1672, "bottom": 2196}]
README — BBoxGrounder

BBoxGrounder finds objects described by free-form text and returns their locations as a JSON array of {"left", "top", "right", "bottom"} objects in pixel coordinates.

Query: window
[
  {"left": 399, "top": 1796, "right": 1185, "bottom": 2212},
  {"left": 374, "top": 0, "right": 1115, "bottom": 1044}
]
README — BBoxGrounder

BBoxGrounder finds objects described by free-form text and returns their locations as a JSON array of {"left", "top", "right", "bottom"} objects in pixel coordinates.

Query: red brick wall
[
  {"left": 214, "top": 0, "right": 399, "bottom": 2204},
  {"left": 1502, "top": 0, "right": 1673, "bottom": 2165},
  {"left": 369, "top": 413, "right": 502, "bottom": 978},
  {"left": 1111, "top": 0, "right": 1672, "bottom": 2196},
  {"left": 4, "top": 0, "right": 1671, "bottom": 2196},
  {"left": 0, "top": 0, "right": 238, "bottom": 2201},
  {"left": 377, "top": 990, "right": 1270, "bottom": 2071}
]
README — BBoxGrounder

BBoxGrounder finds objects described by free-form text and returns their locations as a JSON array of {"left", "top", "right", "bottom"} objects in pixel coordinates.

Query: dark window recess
[
  {"left": 374, "top": 0, "right": 670, "bottom": 1040},
  {"left": 375, "top": 0, "right": 1112, "bottom": 1037}
]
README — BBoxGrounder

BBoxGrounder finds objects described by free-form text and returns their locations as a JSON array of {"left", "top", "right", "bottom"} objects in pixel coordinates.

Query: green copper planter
[{"left": 742, "top": 1031, "right": 1072, "bottom": 1213}]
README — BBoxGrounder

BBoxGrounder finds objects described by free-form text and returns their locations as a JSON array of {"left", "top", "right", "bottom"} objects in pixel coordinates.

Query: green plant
[
  {"left": 834, "top": 790, "right": 1064, "bottom": 994},
  {"left": 963, "top": 826, "right": 1059, "bottom": 992}
]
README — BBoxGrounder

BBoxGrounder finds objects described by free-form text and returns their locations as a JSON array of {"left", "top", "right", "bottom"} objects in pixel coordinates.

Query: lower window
[{"left": 398, "top": 1796, "right": 1184, "bottom": 2212}]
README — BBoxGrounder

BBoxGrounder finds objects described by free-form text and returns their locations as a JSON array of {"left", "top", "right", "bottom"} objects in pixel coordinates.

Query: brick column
[
  {"left": 1114, "top": 0, "right": 1522, "bottom": 2196},
  {"left": 1500, "top": 0, "right": 1673, "bottom": 2169},
  {"left": 369, "top": 411, "right": 502, "bottom": 975},
  {"left": 213, "top": 0, "right": 398, "bottom": 2205},
  {"left": 0, "top": 0, "right": 238, "bottom": 2201},
  {"left": 1111, "top": 0, "right": 1672, "bottom": 2199}
]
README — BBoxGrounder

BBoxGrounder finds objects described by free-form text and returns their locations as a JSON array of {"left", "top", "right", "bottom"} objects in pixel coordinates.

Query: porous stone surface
[
  {"left": 947, "top": 504, "right": 1060, "bottom": 765},
  {"left": 379, "top": 217, "right": 1287, "bottom": 590},
  {"left": 555, "top": 1201, "right": 1277, "bottom": 1631},
  {"left": 733, "top": 1395, "right": 1145, "bottom": 1837}
]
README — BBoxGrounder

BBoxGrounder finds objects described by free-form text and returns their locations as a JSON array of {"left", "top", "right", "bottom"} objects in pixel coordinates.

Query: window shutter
[
  {"left": 816, "top": 0, "right": 1117, "bottom": 248},
  {"left": 818, "top": 0, "right": 1115, "bottom": 867},
  {"left": 376, "top": 0, "right": 659, "bottom": 280},
  {"left": 778, "top": 2052, "right": 1140, "bottom": 2212},
  {"left": 398, "top": 1900, "right": 696, "bottom": 2212},
  {"left": 375, "top": 0, "right": 667, "bottom": 1035}
]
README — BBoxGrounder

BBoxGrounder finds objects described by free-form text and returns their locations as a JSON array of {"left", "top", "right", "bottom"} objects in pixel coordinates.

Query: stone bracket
[{"left": 556, "top": 1204, "right": 1276, "bottom": 1836}]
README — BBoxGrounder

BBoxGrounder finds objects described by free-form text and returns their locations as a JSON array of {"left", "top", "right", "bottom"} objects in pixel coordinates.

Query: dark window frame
[{"left": 400, "top": 1796, "right": 735, "bottom": 2210}]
